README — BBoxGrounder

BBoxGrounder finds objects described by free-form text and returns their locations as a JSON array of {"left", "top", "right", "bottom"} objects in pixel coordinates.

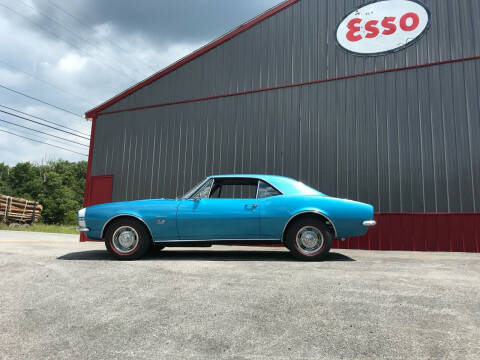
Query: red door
[
  {"left": 80, "top": 175, "right": 113, "bottom": 242},
  {"left": 88, "top": 175, "right": 113, "bottom": 206}
]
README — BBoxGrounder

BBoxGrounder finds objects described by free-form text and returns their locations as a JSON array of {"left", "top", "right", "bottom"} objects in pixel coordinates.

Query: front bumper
[
  {"left": 77, "top": 227, "right": 90, "bottom": 233},
  {"left": 362, "top": 220, "right": 377, "bottom": 227}
]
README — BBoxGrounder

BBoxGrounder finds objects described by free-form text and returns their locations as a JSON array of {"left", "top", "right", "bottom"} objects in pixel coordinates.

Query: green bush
[{"left": 0, "top": 160, "right": 86, "bottom": 225}]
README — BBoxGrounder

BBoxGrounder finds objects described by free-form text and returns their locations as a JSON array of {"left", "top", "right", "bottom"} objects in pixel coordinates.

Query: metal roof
[{"left": 84, "top": 0, "right": 300, "bottom": 119}]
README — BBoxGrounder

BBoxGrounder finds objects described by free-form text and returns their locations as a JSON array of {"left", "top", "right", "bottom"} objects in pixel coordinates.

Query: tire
[
  {"left": 285, "top": 217, "right": 333, "bottom": 261},
  {"left": 104, "top": 218, "right": 152, "bottom": 260}
]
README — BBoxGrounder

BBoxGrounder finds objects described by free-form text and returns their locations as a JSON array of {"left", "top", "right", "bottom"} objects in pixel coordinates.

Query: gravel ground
[{"left": 0, "top": 230, "right": 479, "bottom": 359}]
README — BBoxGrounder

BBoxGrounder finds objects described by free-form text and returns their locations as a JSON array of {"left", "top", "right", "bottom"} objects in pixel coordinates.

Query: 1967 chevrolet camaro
[{"left": 77, "top": 175, "right": 376, "bottom": 261}]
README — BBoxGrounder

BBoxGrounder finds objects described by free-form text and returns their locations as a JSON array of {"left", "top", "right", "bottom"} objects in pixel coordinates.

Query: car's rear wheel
[
  {"left": 285, "top": 217, "right": 332, "bottom": 261},
  {"left": 104, "top": 218, "right": 151, "bottom": 260}
]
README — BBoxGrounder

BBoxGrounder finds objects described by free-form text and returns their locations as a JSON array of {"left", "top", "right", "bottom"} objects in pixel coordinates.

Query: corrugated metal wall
[
  {"left": 102, "top": 0, "right": 480, "bottom": 112},
  {"left": 91, "top": 58, "right": 480, "bottom": 213},
  {"left": 86, "top": 0, "right": 480, "bottom": 251}
]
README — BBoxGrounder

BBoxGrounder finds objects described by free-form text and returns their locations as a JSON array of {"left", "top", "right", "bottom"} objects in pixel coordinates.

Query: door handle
[{"left": 245, "top": 204, "right": 258, "bottom": 209}]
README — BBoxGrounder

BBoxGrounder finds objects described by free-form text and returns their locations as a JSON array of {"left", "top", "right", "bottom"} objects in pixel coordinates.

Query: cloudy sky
[{"left": 0, "top": 0, "right": 282, "bottom": 165}]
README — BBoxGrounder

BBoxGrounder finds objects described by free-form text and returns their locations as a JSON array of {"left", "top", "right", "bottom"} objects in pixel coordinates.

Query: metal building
[{"left": 83, "top": 0, "right": 480, "bottom": 252}]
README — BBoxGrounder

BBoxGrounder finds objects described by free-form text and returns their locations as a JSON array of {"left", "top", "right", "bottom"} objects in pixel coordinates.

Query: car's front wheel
[
  {"left": 285, "top": 217, "right": 333, "bottom": 261},
  {"left": 104, "top": 218, "right": 152, "bottom": 260}
]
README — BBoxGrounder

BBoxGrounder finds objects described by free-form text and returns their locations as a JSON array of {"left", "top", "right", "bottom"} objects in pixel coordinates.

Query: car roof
[
  {"left": 209, "top": 174, "right": 293, "bottom": 181},
  {"left": 207, "top": 174, "right": 323, "bottom": 196}
]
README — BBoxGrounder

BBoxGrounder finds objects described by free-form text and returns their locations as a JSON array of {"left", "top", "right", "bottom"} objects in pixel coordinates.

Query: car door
[{"left": 177, "top": 178, "right": 260, "bottom": 240}]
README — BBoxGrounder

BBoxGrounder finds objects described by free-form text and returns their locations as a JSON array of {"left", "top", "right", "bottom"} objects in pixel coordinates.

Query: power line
[
  {"left": 0, "top": 83, "right": 83, "bottom": 118},
  {"left": 45, "top": 0, "right": 157, "bottom": 73},
  {"left": 0, "top": 60, "right": 93, "bottom": 106},
  {"left": 0, "top": 2, "right": 138, "bottom": 84},
  {"left": 0, "top": 128, "right": 88, "bottom": 156},
  {"left": 0, "top": 105, "right": 90, "bottom": 137},
  {"left": 0, "top": 117, "right": 89, "bottom": 148},
  {"left": 0, "top": 109, "right": 90, "bottom": 140},
  {"left": 18, "top": 0, "right": 145, "bottom": 80},
  {"left": 0, "top": 121, "right": 89, "bottom": 152}
]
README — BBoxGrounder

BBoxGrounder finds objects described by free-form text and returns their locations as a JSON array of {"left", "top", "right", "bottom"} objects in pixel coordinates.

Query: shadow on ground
[{"left": 57, "top": 249, "right": 355, "bottom": 262}]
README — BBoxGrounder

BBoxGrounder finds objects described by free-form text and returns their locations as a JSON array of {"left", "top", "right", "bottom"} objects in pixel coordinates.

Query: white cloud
[{"left": 58, "top": 53, "right": 89, "bottom": 73}]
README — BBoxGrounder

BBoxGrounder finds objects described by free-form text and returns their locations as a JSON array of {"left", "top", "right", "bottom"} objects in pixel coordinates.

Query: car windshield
[{"left": 182, "top": 179, "right": 207, "bottom": 199}]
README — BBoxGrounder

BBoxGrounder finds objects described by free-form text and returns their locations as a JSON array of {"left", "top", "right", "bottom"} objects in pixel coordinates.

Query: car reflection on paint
[{"left": 77, "top": 175, "right": 376, "bottom": 261}]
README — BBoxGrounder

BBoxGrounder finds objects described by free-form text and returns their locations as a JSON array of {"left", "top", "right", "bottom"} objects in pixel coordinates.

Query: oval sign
[{"left": 336, "top": 0, "right": 431, "bottom": 56}]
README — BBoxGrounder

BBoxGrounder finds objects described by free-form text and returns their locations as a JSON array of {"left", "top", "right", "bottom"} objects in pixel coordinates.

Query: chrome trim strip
[
  {"left": 154, "top": 238, "right": 281, "bottom": 243},
  {"left": 100, "top": 214, "right": 155, "bottom": 240},
  {"left": 281, "top": 211, "right": 338, "bottom": 241},
  {"left": 362, "top": 220, "right": 377, "bottom": 227},
  {"left": 76, "top": 227, "right": 90, "bottom": 232}
]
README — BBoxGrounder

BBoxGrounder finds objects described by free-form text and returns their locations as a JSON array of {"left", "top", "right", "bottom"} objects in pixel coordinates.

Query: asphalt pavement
[{"left": 0, "top": 230, "right": 479, "bottom": 359}]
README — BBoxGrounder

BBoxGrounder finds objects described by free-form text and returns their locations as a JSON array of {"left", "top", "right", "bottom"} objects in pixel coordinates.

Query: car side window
[
  {"left": 191, "top": 179, "right": 213, "bottom": 199},
  {"left": 257, "top": 181, "right": 281, "bottom": 199},
  {"left": 210, "top": 179, "right": 258, "bottom": 199}
]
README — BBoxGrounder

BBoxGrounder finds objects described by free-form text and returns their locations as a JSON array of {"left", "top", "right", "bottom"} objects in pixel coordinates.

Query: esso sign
[{"left": 336, "top": 0, "right": 430, "bottom": 55}]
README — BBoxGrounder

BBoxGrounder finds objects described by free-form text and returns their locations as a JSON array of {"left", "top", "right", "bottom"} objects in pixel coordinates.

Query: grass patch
[{"left": 0, "top": 223, "right": 78, "bottom": 235}]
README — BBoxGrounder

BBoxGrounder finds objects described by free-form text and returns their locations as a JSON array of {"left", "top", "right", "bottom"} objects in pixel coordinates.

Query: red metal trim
[
  {"left": 80, "top": 114, "right": 97, "bottom": 242},
  {"left": 84, "top": 0, "right": 300, "bottom": 119},
  {"left": 96, "top": 55, "right": 480, "bottom": 117},
  {"left": 333, "top": 213, "right": 480, "bottom": 253}
]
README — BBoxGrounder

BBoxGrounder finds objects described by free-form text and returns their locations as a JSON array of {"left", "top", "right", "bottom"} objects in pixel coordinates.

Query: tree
[
  {"left": 0, "top": 163, "right": 12, "bottom": 195},
  {"left": 1, "top": 160, "right": 87, "bottom": 225}
]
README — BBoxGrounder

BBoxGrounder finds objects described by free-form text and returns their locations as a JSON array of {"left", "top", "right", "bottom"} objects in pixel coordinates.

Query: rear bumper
[{"left": 362, "top": 220, "right": 377, "bottom": 227}]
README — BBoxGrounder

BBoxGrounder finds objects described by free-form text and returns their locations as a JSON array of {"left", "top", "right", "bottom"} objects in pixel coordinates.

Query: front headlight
[{"left": 78, "top": 208, "right": 86, "bottom": 228}]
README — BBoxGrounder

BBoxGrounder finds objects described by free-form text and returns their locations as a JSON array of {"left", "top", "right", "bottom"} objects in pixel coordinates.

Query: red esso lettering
[
  {"left": 345, "top": 12, "right": 420, "bottom": 42},
  {"left": 346, "top": 18, "right": 362, "bottom": 42},
  {"left": 365, "top": 20, "right": 379, "bottom": 38},
  {"left": 400, "top": 12, "right": 420, "bottom": 31},
  {"left": 381, "top": 17, "right": 397, "bottom": 35}
]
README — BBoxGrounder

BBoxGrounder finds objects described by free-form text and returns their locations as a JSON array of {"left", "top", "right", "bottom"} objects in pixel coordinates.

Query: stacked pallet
[{"left": 0, "top": 194, "right": 43, "bottom": 224}]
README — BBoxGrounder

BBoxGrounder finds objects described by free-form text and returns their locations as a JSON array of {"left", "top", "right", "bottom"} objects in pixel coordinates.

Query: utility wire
[
  {"left": 0, "top": 60, "right": 93, "bottom": 106},
  {"left": 0, "top": 105, "right": 90, "bottom": 137},
  {"left": 0, "top": 128, "right": 88, "bottom": 156},
  {"left": 18, "top": 0, "right": 145, "bottom": 79},
  {"left": 0, "top": 2, "right": 137, "bottom": 84},
  {"left": 0, "top": 109, "right": 90, "bottom": 140},
  {"left": 0, "top": 118, "right": 89, "bottom": 148},
  {"left": 0, "top": 121, "right": 89, "bottom": 152},
  {"left": 45, "top": 0, "right": 157, "bottom": 72},
  {"left": 0, "top": 83, "right": 83, "bottom": 118}
]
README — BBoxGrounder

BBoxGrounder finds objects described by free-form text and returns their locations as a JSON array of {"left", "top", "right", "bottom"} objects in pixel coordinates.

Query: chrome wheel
[
  {"left": 295, "top": 226, "right": 324, "bottom": 255},
  {"left": 112, "top": 226, "right": 139, "bottom": 254}
]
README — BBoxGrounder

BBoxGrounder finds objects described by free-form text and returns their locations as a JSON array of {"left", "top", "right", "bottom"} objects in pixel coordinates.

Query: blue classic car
[{"left": 77, "top": 175, "right": 376, "bottom": 261}]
